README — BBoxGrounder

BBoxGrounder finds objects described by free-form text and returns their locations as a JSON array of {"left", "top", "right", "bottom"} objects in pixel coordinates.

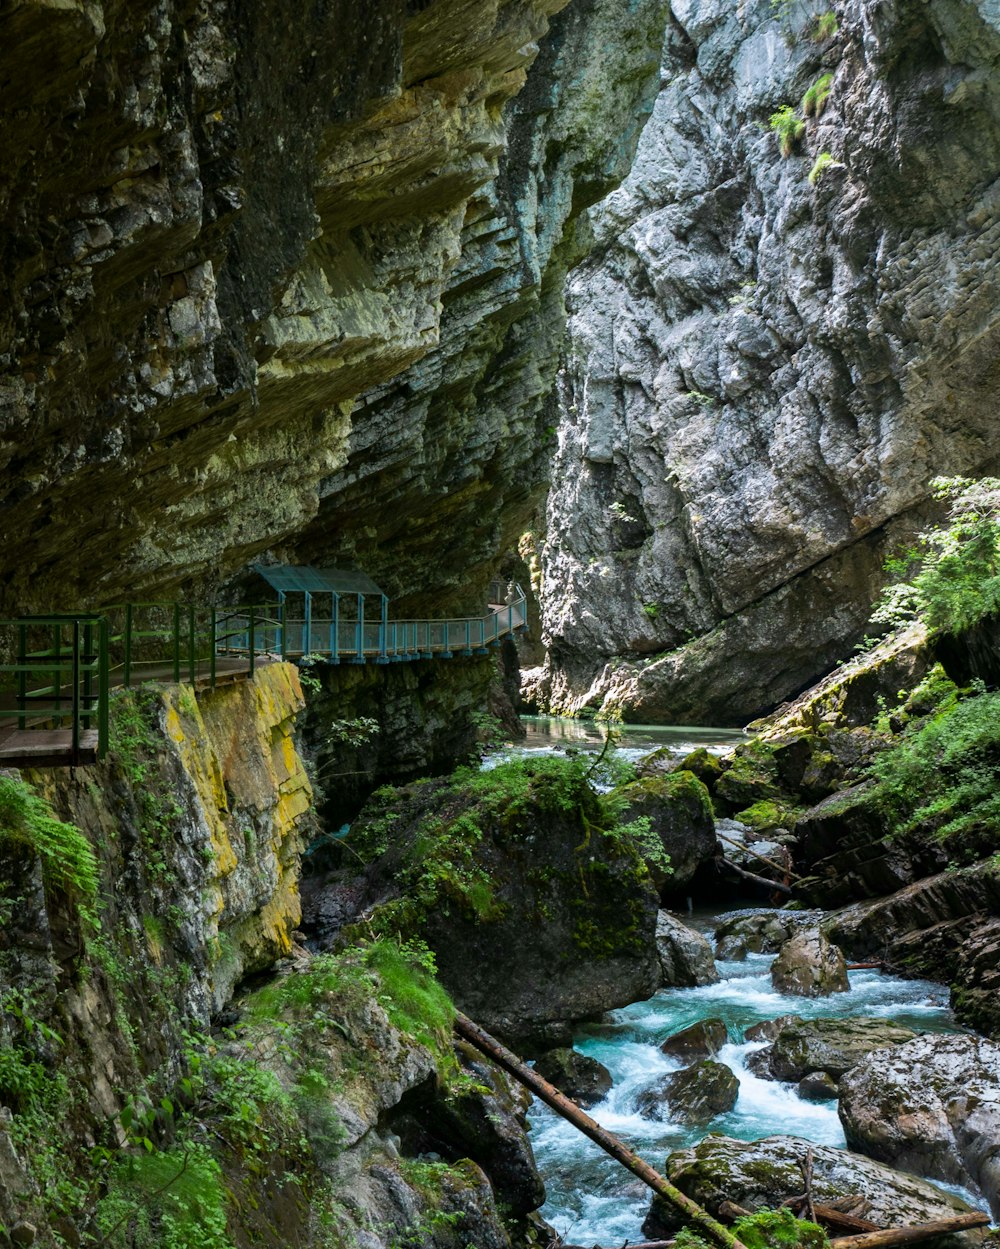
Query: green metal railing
[
  {"left": 0, "top": 583, "right": 528, "bottom": 766},
  {"left": 0, "top": 615, "right": 109, "bottom": 763}
]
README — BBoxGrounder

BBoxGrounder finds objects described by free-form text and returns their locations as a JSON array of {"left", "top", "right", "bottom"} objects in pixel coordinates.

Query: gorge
[{"left": 1, "top": 1, "right": 1000, "bottom": 1248}]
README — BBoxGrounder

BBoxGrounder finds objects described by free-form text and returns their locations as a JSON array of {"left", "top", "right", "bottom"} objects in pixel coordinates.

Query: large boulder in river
[
  {"left": 642, "top": 1134, "right": 984, "bottom": 1242},
  {"left": 612, "top": 770, "right": 716, "bottom": 891},
  {"left": 656, "top": 911, "right": 719, "bottom": 986},
  {"left": 839, "top": 1034, "right": 1000, "bottom": 1219},
  {"left": 635, "top": 1060, "right": 738, "bottom": 1125},
  {"left": 330, "top": 758, "right": 661, "bottom": 1048},
  {"left": 660, "top": 1018, "right": 728, "bottom": 1059},
  {"left": 533, "top": 1048, "right": 612, "bottom": 1108},
  {"left": 770, "top": 930, "right": 849, "bottom": 997},
  {"left": 748, "top": 1017, "right": 918, "bottom": 1083},
  {"left": 714, "top": 909, "right": 821, "bottom": 960}
]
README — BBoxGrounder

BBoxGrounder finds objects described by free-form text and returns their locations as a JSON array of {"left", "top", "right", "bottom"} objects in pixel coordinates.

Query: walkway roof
[{"left": 252, "top": 564, "right": 386, "bottom": 597}]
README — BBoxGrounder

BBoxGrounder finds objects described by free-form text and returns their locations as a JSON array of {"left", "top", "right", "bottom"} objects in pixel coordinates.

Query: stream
[{"left": 486, "top": 718, "right": 973, "bottom": 1246}]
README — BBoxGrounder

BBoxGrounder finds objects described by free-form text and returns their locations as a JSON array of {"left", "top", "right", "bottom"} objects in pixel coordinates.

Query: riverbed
[{"left": 529, "top": 917, "right": 963, "bottom": 1245}]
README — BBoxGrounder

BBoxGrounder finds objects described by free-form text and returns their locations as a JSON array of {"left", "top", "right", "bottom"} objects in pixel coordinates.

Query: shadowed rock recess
[
  {"left": 0, "top": 0, "right": 667, "bottom": 616},
  {"left": 533, "top": 0, "right": 1000, "bottom": 723}
]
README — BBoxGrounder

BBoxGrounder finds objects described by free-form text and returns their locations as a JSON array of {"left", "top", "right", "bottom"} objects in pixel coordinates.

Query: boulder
[
  {"left": 636, "top": 1060, "right": 738, "bottom": 1126},
  {"left": 744, "top": 1015, "right": 802, "bottom": 1043},
  {"left": 659, "top": 1019, "right": 728, "bottom": 1060},
  {"left": 839, "top": 1034, "right": 1000, "bottom": 1219},
  {"left": 532, "top": 1048, "right": 612, "bottom": 1108},
  {"left": 748, "top": 1017, "right": 918, "bottom": 1082},
  {"left": 714, "top": 909, "right": 819, "bottom": 960},
  {"left": 798, "top": 1071, "right": 838, "bottom": 1101},
  {"left": 770, "top": 930, "right": 849, "bottom": 997},
  {"left": 642, "top": 1134, "right": 983, "bottom": 1243},
  {"left": 612, "top": 771, "right": 716, "bottom": 891},
  {"left": 656, "top": 911, "right": 719, "bottom": 986}
]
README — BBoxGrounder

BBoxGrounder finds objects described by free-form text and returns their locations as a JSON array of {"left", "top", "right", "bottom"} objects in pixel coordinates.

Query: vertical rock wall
[{"left": 535, "top": 0, "right": 1000, "bottom": 723}]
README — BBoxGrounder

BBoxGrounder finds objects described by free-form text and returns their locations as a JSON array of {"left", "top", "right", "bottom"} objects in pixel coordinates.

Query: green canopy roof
[{"left": 252, "top": 564, "right": 385, "bottom": 597}]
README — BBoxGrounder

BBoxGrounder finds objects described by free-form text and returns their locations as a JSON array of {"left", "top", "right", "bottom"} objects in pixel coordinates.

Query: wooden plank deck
[{"left": 0, "top": 729, "right": 99, "bottom": 768}]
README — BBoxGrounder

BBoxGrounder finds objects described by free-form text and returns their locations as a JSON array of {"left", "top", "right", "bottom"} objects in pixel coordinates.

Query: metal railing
[{"left": 0, "top": 615, "right": 109, "bottom": 763}]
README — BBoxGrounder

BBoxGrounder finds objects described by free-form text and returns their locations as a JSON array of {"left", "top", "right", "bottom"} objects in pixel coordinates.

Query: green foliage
[
  {"left": 868, "top": 688, "right": 1000, "bottom": 854},
  {"left": 801, "top": 73, "right": 833, "bottom": 117},
  {"left": 642, "top": 602, "right": 660, "bottom": 620},
  {"left": 808, "top": 151, "right": 836, "bottom": 184},
  {"left": 96, "top": 1143, "right": 232, "bottom": 1249},
  {"left": 770, "top": 104, "right": 805, "bottom": 156},
  {"left": 735, "top": 798, "right": 798, "bottom": 831},
  {"left": 0, "top": 775, "right": 98, "bottom": 920},
  {"left": 872, "top": 477, "right": 1000, "bottom": 635},
  {"left": 611, "top": 815, "right": 671, "bottom": 876},
  {"left": 813, "top": 10, "right": 838, "bottom": 39},
  {"left": 733, "top": 1207, "right": 829, "bottom": 1249}
]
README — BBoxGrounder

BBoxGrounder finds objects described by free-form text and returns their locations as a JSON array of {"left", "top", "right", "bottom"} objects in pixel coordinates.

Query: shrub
[
  {"left": 0, "top": 775, "right": 98, "bottom": 918},
  {"left": 770, "top": 105, "right": 805, "bottom": 156},
  {"left": 802, "top": 73, "right": 834, "bottom": 117}
]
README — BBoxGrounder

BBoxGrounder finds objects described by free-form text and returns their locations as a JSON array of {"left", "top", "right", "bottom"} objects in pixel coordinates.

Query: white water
[{"left": 531, "top": 922, "right": 959, "bottom": 1246}]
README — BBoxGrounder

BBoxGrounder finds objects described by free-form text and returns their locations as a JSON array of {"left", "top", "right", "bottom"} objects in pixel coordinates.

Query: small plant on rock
[
  {"left": 812, "top": 10, "right": 838, "bottom": 39},
  {"left": 808, "top": 151, "right": 837, "bottom": 184},
  {"left": 802, "top": 73, "right": 834, "bottom": 117},
  {"left": 770, "top": 105, "right": 805, "bottom": 156}
]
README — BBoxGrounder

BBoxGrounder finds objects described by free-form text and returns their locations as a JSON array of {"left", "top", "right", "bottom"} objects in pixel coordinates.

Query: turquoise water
[{"left": 530, "top": 920, "right": 962, "bottom": 1245}]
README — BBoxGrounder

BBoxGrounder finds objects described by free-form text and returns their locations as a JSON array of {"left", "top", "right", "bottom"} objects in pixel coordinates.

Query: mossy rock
[
  {"left": 614, "top": 770, "right": 716, "bottom": 891},
  {"left": 733, "top": 799, "right": 799, "bottom": 833},
  {"left": 636, "top": 1059, "right": 738, "bottom": 1126}
]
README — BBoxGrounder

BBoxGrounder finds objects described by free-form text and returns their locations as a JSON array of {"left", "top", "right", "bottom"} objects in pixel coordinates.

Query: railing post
[
  {"left": 303, "top": 592, "right": 312, "bottom": 658},
  {"left": 53, "top": 623, "right": 62, "bottom": 712},
  {"left": 16, "top": 624, "right": 26, "bottom": 730},
  {"left": 279, "top": 600, "right": 287, "bottom": 661},
  {"left": 71, "top": 619, "right": 81, "bottom": 765},
  {"left": 356, "top": 594, "right": 364, "bottom": 662},
  {"left": 187, "top": 603, "right": 196, "bottom": 684},
  {"left": 172, "top": 602, "right": 181, "bottom": 682},
  {"left": 124, "top": 603, "right": 133, "bottom": 688},
  {"left": 98, "top": 617, "right": 109, "bottom": 758},
  {"left": 249, "top": 607, "right": 256, "bottom": 676},
  {"left": 82, "top": 620, "right": 94, "bottom": 728},
  {"left": 210, "top": 607, "right": 217, "bottom": 689}
]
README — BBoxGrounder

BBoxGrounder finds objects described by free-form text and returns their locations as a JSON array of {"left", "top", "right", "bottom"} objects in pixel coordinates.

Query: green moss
[
  {"left": 735, "top": 799, "right": 800, "bottom": 832},
  {"left": 801, "top": 74, "right": 833, "bottom": 118},
  {"left": 733, "top": 1207, "right": 828, "bottom": 1249},
  {"left": 0, "top": 775, "right": 98, "bottom": 922}
]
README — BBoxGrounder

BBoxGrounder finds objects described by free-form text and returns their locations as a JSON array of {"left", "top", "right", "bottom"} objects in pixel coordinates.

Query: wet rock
[
  {"left": 533, "top": 1048, "right": 612, "bottom": 1108},
  {"left": 715, "top": 909, "right": 819, "bottom": 961},
  {"left": 770, "top": 930, "right": 849, "bottom": 998},
  {"left": 798, "top": 1071, "right": 839, "bottom": 1102},
  {"left": 636, "top": 1060, "right": 738, "bottom": 1126},
  {"left": 657, "top": 911, "right": 719, "bottom": 987},
  {"left": 839, "top": 1034, "right": 1000, "bottom": 1219},
  {"left": 643, "top": 1134, "right": 983, "bottom": 1243},
  {"left": 613, "top": 771, "right": 716, "bottom": 891},
  {"left": 744, "top": 1015, "right": 802, "bottom": 1043},
  {"left": 749, "top": 1017, "right": 917, "bottom": 1083},
  {"left": 659, "top": 1019, "right": 728, "bottom": 1060}
]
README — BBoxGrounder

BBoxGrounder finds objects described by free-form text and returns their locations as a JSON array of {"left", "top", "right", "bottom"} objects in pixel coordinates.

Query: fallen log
[
  {"left": 454, "top": 1013, "right": 749, "bottom": 1249},
  {"left": 784, "top": 1200, "right": 879, "bottom": 1234},
  {"left": 827, "top": 1212, "right": 990, "bottom": 1249},
  {"left": 715, "top": 832, "right": 802, "bottom": 882},
  {"left": 845, "top": 962, "right": 883, "bottom": 971},
  {"left": 720, "top": 857, "right": 793, "bottom": 896}
]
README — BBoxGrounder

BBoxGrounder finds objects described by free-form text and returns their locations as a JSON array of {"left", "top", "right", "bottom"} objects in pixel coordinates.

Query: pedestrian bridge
[{"left": 0, "top": 572, "right": 527, "bottom": 768}]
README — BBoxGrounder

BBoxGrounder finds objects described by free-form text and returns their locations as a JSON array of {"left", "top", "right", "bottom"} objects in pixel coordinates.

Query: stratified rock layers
[
  {"left": 0, "top": 0, "right": 667, "bottom": 615},
  {"left": 537, "top": 0, "right": 1000, "bottom": 723}
]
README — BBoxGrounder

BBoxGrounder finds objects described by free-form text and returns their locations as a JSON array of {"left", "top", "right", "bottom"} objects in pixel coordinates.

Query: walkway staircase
[{"left": 0, "top": 581, "right": 526, "bottom": 768}]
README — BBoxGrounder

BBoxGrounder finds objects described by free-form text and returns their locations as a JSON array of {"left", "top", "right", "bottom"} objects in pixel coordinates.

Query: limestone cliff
[
  {"left": 0, "top": 0, "right": 666, "bottom": 620},
  {"left": 534, "top": 0, "right": 1000, "bottom": 723}
]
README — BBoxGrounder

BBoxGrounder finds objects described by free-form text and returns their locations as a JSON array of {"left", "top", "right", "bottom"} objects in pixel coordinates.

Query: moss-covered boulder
[
  {"left": 770, "top": 931, "right": 849, "bottom": 997},
  {"left": 612, "top": 769, "right": 716, "bottom": 891},
  {"left": 643, "top": 1134, "right": 982, "bottom": 1242},
  {"left": 635, "top": 1060, "right": 738, "bottom": 1125},
  {"left": 714, "top": 909, "right": 818, "bottom": 960},
  {"left": 329, "top": 756, "right": 661, "bottom": 1047},
  {"left": 748, "top": 1017, "right": 917, "bottom": 1083},
  {"left": 656, "top": 911, "right": 719, "bottom": 986},
  {"left": 533, "top": 1048, "right": 612, "bottom": 1108}
]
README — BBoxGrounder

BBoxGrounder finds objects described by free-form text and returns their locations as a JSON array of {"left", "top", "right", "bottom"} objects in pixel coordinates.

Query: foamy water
[{"left": 530, "top": 936, "right": 959, "bottom": 1244}]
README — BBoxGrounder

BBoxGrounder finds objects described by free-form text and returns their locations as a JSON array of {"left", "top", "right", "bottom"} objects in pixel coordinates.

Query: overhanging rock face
[
  {"left": 0, "top": 0, "right": 668, "bottom": 619},
  {"left": 536, "top": 0, "right": 1000, "bottom": 723}
]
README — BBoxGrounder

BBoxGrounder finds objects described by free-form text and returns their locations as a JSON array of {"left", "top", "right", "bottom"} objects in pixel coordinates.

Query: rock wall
[
  {"left": 0, "top": 0, "right": 667, "bottom": 620},
  {"left": 535, "top": 0, "right": 1000, "bottom": 723}
]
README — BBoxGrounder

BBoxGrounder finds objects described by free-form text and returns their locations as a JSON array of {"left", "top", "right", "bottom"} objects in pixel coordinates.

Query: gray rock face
[
  {"left": 839, "top": 1034, "right": 1000, "bottom": 1219},
  {"left": 636, "top": 1059, "right": 738, "bottom": 1125},
  {"left": 715, "top": 908, "right": 818, "bottom": 960},
  {"left": 771, "top": 930, "right": 850, "bottom": 997},
  {"left": 749, "top": 1016, "right": 917, "bottom": 1082},
  {"left": 643, "top": 1135, "right": 983, "bottom": 1242},
  {"left": 656, "top": 911, "right": 720, "bottom": 986},
  {"left": 534, "top": 0, "right": 1000, "bottom": 724}
]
